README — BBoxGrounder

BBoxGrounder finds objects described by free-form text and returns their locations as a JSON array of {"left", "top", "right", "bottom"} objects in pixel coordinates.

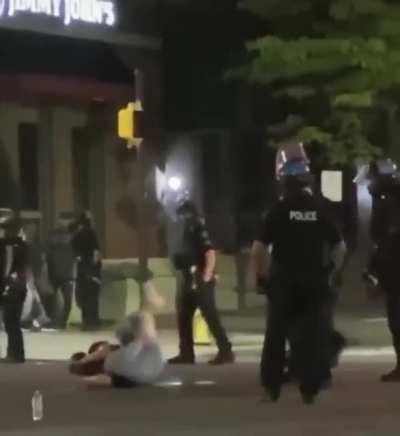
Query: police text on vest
[{"left": 289, "top": 211, "right": 317, "bottom": 222}]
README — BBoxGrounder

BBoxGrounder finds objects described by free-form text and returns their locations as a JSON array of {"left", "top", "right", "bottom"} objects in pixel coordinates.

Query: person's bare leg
[{"left": 141, "top": 280, "right": 164, "bottom": 341}]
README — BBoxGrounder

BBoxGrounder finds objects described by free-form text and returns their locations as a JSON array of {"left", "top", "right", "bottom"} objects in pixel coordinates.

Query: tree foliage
[{"left": 232, "top": 0, "right": 400, "bottom": 164}]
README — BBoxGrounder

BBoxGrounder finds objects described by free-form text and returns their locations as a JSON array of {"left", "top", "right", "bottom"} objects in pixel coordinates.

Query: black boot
[
  {"left": 382, "top": 339, "right": 400, "bottom": 382},
  {"left": 321, "top": 371, "right": 333, "bottom": 390},
  {"left": 301, "top": 392, "right": 316, "bottom": 405},
  {"left": 1, "top": 354, "right": 25, "bottom": 364},
  {"left": 330, "top": 331, "right": 347, "bottom": 368},
  {"left": 300, "top": 385, "right": 318, "bottom": 406},
  {"left": 208, "top": 350, "right": 235, "bottom": 365},
  {"left": 262, "top": 385, "right": 281, "bottom": 403},
  {"left": 381, "top": 368, "right": 400, "bottom": 382}
]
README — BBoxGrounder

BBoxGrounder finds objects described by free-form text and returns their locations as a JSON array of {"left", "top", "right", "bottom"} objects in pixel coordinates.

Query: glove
[
  {"left": 90, "top": 276, "right": 102, "bottom": 286},
  {"left": 362, "top": 271, "right": 382, "bottom": 300},
  {"left": 362, "top": 271, "right": 378, "bottom": 287}
]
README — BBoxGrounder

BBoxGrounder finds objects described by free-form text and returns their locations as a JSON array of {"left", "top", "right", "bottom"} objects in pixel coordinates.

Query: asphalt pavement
[
  {"left": 0, "top": 322, "right": 400, "bottom": 436},
  {"left": 1, "top": 359, "right": 400, "bottom": 436}
]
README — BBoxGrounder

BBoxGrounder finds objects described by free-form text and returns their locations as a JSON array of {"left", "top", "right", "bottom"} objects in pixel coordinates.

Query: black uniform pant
[
  {"left": 176, "top": 278, "right": 231, "bottom": 357},
  {"left": 326, "top": 289, "right": 347, "bottom": 366},
  {"left": 287, "top": 287, "right": 346, "bottom": 374},
  {"left": 385, "top": 293, "right": 400, "bottom": 367},
  {"left": 3, "top": 290, "right": 26, "bottom": 360},
  {"left": 261, "top": 282, "right": 331, "bottom": 397},
  {"left": 76, "top": 275, "right": 100, "bottom": 328},
  {"left": 50, "top": 278, "right": 73, "bottom": 328}
]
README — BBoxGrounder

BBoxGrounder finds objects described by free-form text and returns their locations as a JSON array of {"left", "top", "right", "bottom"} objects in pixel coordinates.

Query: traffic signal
[{"left": 118, "top": 101, "right": 144, "bottom": 147}]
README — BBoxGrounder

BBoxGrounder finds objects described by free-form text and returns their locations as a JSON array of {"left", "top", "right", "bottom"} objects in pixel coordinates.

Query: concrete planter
[{"left": 68, "top": 255, "right": 255, "bottom": 326}]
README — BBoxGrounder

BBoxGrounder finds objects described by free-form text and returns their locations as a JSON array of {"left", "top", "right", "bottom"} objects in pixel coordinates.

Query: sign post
[
  {"left": 117, "top": 69, "right": 149, "bottom": 307},
  {"left": 134, "top": 68, "right": 148, "bottom": 308}
]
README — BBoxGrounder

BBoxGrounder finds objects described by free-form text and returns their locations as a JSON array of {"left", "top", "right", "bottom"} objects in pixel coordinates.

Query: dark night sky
[{"left": 162, "top": 5, "right": 266, "bottom": 129}]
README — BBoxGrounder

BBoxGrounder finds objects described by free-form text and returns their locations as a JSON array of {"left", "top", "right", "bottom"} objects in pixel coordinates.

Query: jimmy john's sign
[{"left": 0, "top": 0, "right": 116, "bottom": 27}]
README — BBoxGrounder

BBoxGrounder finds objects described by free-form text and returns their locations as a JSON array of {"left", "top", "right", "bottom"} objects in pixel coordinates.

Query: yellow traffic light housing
[
  {"left": 118, "top": 102, "right": 134, "bottom": 140},
  {"left": 118, "top": 101, "right": 144, "bottom": 148}
]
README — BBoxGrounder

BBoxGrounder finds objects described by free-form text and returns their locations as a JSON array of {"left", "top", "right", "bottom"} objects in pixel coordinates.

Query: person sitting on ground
[{"left": 70, "top": 282, "right": 165, "bottom": 388}]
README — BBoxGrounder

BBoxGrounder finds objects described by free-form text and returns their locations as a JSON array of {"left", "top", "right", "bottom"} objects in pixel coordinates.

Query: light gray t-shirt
[{"left": 104, "top": 340, "right": 164, "bottom": 385}]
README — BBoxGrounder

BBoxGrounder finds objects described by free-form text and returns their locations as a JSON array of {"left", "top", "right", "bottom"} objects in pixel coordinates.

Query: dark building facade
[{"left": 0, "top": 0, "right": 164, "bottom": 258}]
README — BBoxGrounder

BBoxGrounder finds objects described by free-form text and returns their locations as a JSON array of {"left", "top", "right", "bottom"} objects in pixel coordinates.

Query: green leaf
[
  {"left": 298, "top": 126, "right": 333, "bottom": 144},
  {"left": 240, "top": 0, "right": 312, "bottom": 18},
  {"left": 330, "top": 0, "right": 353, "bottom": 21},
  {"left": 333, "top": 92, "right": 374, "bottom": 108},
  {"left": 276, "top": 86, "right": 316, "bottom": 100},
  {"left": 231, "top": 0, "right": 400, "bottom": 164}
]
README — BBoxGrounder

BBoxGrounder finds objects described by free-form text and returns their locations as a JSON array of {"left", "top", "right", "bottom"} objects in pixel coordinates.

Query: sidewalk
[
  {"left": 158, "top": 307, "right": 392, "bottom": 347},
  {"left": 2, "top": 308, "right": 392, "bottom": 362}
]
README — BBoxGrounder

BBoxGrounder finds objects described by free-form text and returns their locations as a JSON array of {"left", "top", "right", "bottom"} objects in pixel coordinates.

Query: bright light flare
[{"left": 168, "top": 176, "right": 183, "bottom": 192}]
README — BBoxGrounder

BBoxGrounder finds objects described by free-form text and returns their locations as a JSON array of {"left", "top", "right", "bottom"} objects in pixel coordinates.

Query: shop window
[
  {"left": 72, "top": 127, "right": 90, "bottom": 211},
  {"left": 18, "top": 123, "right": 39, "bottom": 210}
]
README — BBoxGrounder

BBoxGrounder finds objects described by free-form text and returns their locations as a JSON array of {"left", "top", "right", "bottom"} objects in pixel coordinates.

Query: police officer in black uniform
[
  {"left": 0, "top": 210, "right": 28, "bottom": 363},
  {"left": 168, "top": 199, "right": 235, "bottom": 365},
  {"left": 364, "top": 159, "right": 400, "bottom": 382},
  {"left": 72, "top": 212, "right": 102, "bottom": 331},
  {"left": 284, "top": 185, "right": 348, "bottom": 383},
  {"left": 46, "top": 211, "right": 76, "bottom": 329},
  {"left": 252, "top": 144, "right": 346, "bottom": 404}
]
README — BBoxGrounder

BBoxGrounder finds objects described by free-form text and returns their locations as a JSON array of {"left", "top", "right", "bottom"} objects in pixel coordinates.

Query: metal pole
[{"left": 134, "top": 68, "right": 148, "bottom": 307}]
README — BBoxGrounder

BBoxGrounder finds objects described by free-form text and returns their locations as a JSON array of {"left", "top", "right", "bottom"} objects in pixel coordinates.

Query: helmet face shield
[
  {"left": 354, "top": 159, "right": 400, "bottom": 198},
  {"left": 367, "top": 159, "right": 399, "bottom": 182},
  {"left": 375, "top": 159, "right": 398, "bottom": 176},
  {"left": 276, "top": 142, "right": 310, "bottom": 180},
  {"left": 280, "top": 160, "right": 311, "bottom": 177},
  {"left": 176, "top": 191, "right": 198, "bottom": 221},
  {"left": 176, "top": 202, "right": 196, "bottom": 221}
]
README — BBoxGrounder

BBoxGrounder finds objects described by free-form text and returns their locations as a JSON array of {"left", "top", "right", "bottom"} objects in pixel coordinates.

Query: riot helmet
[
  {"left": 364, "top": 158, "right": 400, "bottom": 243},
  {"left": 371, "top": 158, "right": 398, "bottom": 177},
  {"left": 276, "top": 142, "right": 313, "bottom": 193},
  {"left": 368, "top": 158, "right": 400, "bottom": 198},
  {"left": 176, "top": 192, "right": 198, "bottom": 221},
  {"left": 71, "top": 211, "right": 92, "bottom": 232}
]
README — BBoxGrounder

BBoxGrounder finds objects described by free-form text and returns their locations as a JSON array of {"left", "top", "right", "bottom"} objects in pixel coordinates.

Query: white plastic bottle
[{"left": 32, "top": 391, "right": 43, "bottom": 422}]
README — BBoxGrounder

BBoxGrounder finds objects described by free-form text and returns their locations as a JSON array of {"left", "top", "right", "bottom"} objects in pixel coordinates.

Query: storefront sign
[{"left": 0, "top": 0, "right": 116, "bottom": 27}]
